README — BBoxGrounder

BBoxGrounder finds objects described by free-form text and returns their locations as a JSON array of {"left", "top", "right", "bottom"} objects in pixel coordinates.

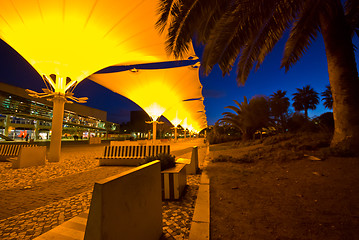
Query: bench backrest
[
  {"left": 103, "top": 144, "right": 170, "bottom": 158},
  {"left": 0, "top": 144, "right": 37, "bottom": 156},
  {"left": 147, "top": 145, "right": 170, "bottom": 156}
]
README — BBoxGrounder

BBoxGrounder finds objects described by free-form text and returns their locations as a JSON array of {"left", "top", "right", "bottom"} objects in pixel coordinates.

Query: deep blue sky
[{"left": 1, "top": 34, "right": 359, "bottom": 126}]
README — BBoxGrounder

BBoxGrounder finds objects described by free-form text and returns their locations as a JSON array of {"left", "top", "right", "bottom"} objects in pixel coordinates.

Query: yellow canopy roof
[
  {"left": 0, "top": 0, "right": 197, "bottom": 92},
  {"left": 164, "top": 99, "right": 207, "bottom": 132},
  {"left": 89, "top": 65, "right": 207, "bottom": 131}
]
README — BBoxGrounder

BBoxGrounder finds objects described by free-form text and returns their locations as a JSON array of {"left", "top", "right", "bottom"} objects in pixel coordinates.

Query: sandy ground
[
  {"left": 0, "top": 138, "right": 206, "bottom": 191},
  {"left": 207, "top": 141, "right": 359, "bottom": 240}
]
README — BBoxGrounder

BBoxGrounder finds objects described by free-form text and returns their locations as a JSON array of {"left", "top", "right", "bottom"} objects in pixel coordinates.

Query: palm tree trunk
[
  {"left": 320, "top": 1, "right": 359, "bottom": 153},
  {"left": 304, "top": 108, "right": 308, "bottom": 119}
]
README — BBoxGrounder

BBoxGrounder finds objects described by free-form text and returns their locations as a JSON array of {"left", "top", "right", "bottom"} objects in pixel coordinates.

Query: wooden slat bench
[
  {"left": 0, "top": 144, "right": 46, "bottom": 169},
  {"left": 98, "top": 144, "right": 170, "bottom": 166},
  {"left": 0, "top": 144, "right": 37, "bottom": 160}
]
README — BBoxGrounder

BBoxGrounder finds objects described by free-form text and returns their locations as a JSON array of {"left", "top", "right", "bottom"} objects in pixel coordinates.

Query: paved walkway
[{"left": 0, "top": 139, "right": 207, "bottom": 240}]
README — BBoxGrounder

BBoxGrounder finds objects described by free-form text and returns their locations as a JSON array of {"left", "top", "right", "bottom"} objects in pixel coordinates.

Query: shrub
[{"left": 142, "top": 153, "right": 176, "bottom": 171}]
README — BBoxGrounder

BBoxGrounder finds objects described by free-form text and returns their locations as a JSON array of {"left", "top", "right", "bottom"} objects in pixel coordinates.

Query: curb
[{"left": 189, "top": 145, "right": 210, "bottom": 240}]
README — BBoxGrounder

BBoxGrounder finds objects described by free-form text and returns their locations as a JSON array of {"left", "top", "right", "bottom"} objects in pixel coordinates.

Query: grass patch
[{"left": 212, "top": 154, "right": 254, "bottom": 164}]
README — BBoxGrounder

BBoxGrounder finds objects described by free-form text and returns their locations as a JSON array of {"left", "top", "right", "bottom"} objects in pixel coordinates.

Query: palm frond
[
  {"left": 225, "top": 106, "right": 242, "bottom": 115},
  {"left": 218, "top": 115, "right": 244, "bottom": 133},
  {"left": 321, "top": 85, "right": 333, "bottom": 109},
  {"left": 281, "top": 0, "right": 323, "bottom": 71},
  {"left": 156, "top": 0, "right": 178, "bottom": 34},
  {"left": 201, "top": 3, "right": 248, "bottom": 76},
  {"left": 345, "top": 0, "right": 359, "bottom": 37},
  {"left": 167, "top": 0, "right": 220, "bottom": 58},
  {"left": 195, "top": 0, "right": 228, "bottom": 44},
  {"left": 236, "top": 0, "right": 300, "bottom": 84}
]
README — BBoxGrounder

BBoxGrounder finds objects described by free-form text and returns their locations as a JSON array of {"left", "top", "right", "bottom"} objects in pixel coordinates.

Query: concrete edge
[{"left": 189, "top": 145, "right": 210, "bottom": 240}]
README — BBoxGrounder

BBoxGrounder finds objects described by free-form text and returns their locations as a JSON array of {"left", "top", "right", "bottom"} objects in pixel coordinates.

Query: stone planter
[{"left": 161, "top": 163, "right": 187, "bottom": 200}]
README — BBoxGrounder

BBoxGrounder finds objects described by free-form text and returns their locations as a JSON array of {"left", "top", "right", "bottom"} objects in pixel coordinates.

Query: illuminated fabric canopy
[
  {"left": 89, "top": 65, "right": 206, "bottom": 130},
  {"left": 164, "top": 99, "right": 207, "bottom": 132},
  {"left": 0, "top": 0, "right": 197, "bottom": 90},
  {"left": 0, "top": 0, "right": 198, "bottom": 161}
]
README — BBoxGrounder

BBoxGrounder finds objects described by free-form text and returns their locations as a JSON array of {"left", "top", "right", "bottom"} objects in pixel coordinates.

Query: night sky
[{"left": 1, "top": 34, "right": 359, "bottom": 126}]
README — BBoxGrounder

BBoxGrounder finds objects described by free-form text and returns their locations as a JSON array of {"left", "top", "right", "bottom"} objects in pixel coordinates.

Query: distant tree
[
  {"left": 292, "top": 85, "right": 319, "bottom": 119},
  {"left": 157, "top": 0, "right": 359, "bottom": 152},
  {"left": 270, "top": 90, "right": 290, "bottom": 132},
  {"left": 321, "top": 85, "right": 333, "bottom": 110},
  {"left": 219, "top": 96, "right": 271, "bottom": 140}
]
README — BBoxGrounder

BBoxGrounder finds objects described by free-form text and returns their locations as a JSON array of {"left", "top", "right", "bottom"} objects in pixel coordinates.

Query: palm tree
[
  {"left": 292, "top": 85, "right": 319, "bottom": 119},
  {"left": 270, "top": 90, "right": 290, "bottom": 132},
  {"left": 219, "top": 97, "right": 248, "bottom": 139},
  {"left": 157, "top": 0, "right": 359, "bottom": 151},
  {"left": 321, "top": 85, "right": 333, "bottom": 110},
  {"left": 219, "top": 96, "right": 270, "bottom": 140}
]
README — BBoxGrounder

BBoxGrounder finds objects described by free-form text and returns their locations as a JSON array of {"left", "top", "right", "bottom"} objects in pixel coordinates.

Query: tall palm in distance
[
  {"left": 292, "top": 85, "right": 319, "bottom": 119},
  {"left": 270, "top": 90, "right": 290, "bottom": 132},
  {"left": 157, "top": 0, "right": 359, "bottom": 151},
  {"left": 321, "top": 85, "right": 333, "bottom": 110}
]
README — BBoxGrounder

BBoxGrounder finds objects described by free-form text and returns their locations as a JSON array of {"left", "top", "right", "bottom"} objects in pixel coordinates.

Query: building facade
[{"left": 0, "top": 82, "right": 120, "bottom": 141}]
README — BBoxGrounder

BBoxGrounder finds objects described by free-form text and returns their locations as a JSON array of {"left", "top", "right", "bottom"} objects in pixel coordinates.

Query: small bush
[
  {"left": 263, "top": 133, "right": 295, "bottom": 145},
  {"left": 142, "top": 153, "right": 176, "bottom": 171}
]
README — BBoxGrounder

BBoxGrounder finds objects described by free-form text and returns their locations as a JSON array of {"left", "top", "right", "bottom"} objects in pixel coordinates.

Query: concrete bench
[
  {"left": 175, "top": 146, "right": 199, "bottom": 175},
  {"left": 98, "top": 144, "right": 170, "bottom": 166},
  {"left": 0, "top": 144, "right": 37, "bottom": 161},
  {"left": 34, "top": 161, "right": 162, "bottom": 240},
  {"left": 161, "top": 163, "right": 187, "bottom": 200},
  {"left": 9, "top": 146, "right": 46, "bottom": 169}
]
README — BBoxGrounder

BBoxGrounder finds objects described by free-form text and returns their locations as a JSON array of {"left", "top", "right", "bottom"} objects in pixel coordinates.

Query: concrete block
[
  {"left": 161, "top": 163, "right": 187, "bottom": 200},
  {"left": 12, "top": 146, "right": 46, "bottom": 169},
  {"left": 192, "top": 184, "right": 210, "bottom": 223},
  {"left": 200, "top": 172, "right": 210, "bottom": 185},
  {"left": 189, "top": 221, "right": 209, "bottom": 240},
  {"left": 188, "top": 146, "right": 199, "bottom": 174},
  {"left": 189, "top": 175, "right": 210, "bottom": 240},
  {"left": 84, "top": 160, "right": 162, "bottom": 240},
  {"left": 175, "top": 146, "right": 199, "bottom": 175}
]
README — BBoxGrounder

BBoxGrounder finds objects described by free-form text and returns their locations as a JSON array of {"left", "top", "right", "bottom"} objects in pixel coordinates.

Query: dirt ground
[{"left": 207, "top": 141, "right": 359, "bottom": 240}]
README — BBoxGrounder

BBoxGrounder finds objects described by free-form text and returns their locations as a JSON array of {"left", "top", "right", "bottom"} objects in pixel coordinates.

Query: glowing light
[
  {"left": 171, "top": 111, "right": 182, "bottom": 127},
  {"left": 89, "top": 64, "right": 203, "bottom": 124},
  {"left": 145, "top": 103, "right": 165, "bottom": 121}
]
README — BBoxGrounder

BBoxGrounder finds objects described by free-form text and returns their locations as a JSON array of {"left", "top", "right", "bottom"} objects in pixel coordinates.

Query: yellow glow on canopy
[
  {"left": 89, "top": 65, "right": 202, "bottom": 121},
  {"left": 145, "top": 103, "right": 166, "bottom": 121},
  {"left": 171, "top": 111, "right": 182, "bottom": 127},
  {"left": 163, "top": 99, "right": 207, "bottom": 132},
  {"left": 0, "top": 0, "right": 197, "bottom": 93}
]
